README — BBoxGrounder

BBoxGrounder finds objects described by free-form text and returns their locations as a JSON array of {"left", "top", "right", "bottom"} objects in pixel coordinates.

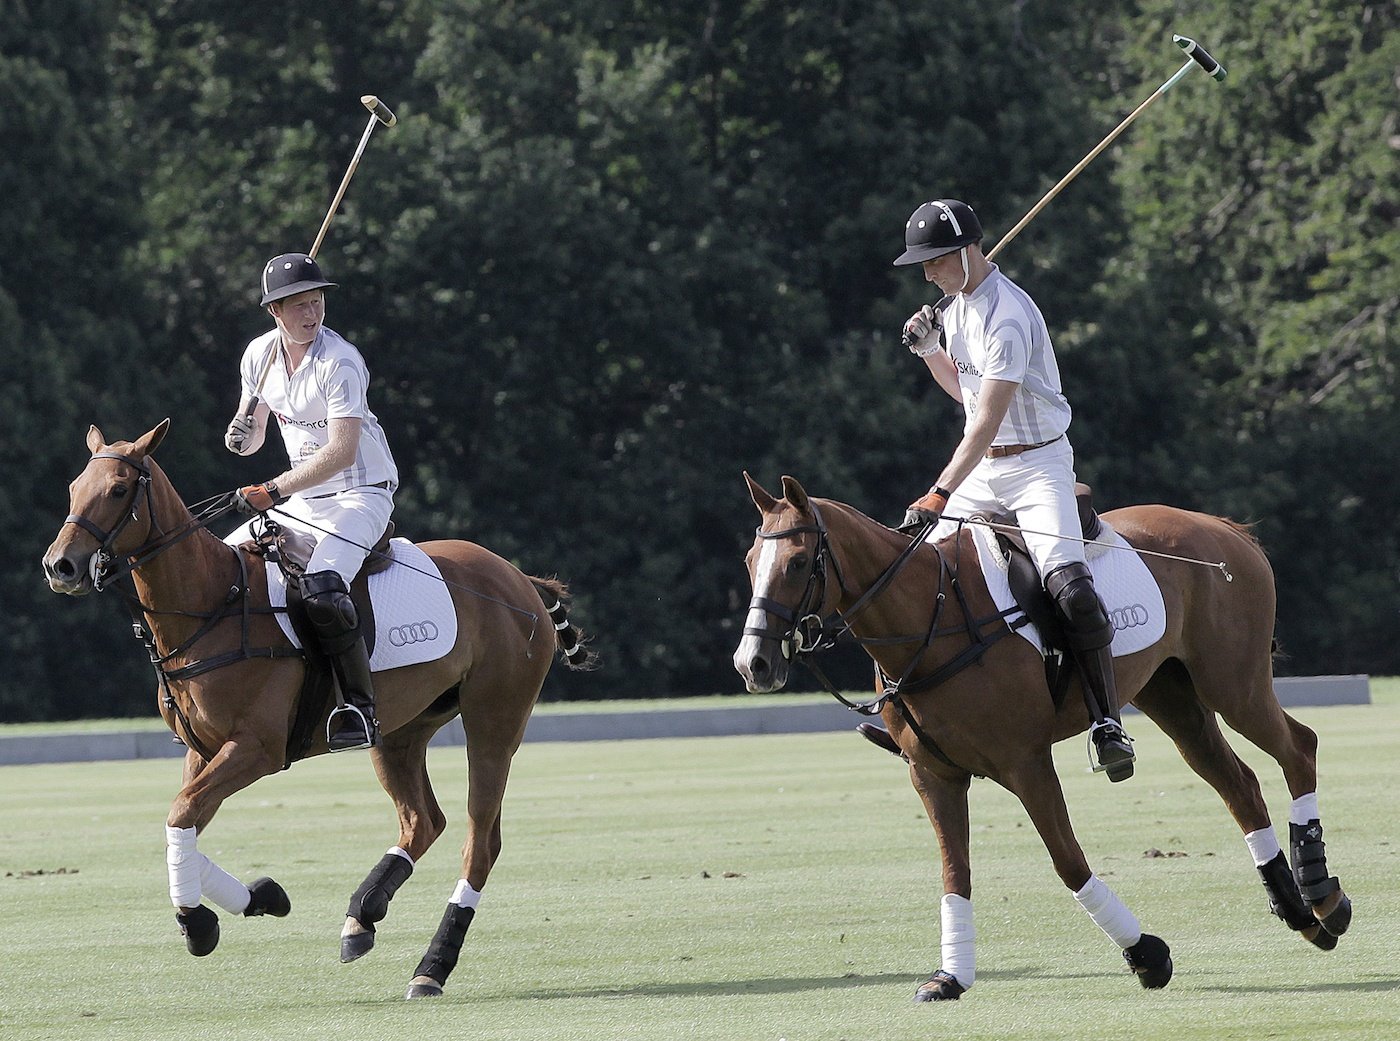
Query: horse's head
[
  {"left": 42, "top": 419, "right": 171, "bottom": 595},
  {"left": 733, "top": 472, "right": 842, "bottom": 693}
]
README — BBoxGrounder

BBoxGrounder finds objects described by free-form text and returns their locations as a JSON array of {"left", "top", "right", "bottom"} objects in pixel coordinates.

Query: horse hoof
[
  {"left": 244, "top": 877, "right": 291, "bottom": 918},
  {"left": 1316, "top": 892, "right": 1352, "bottom": 938},
  {"left": 341, "top": 927, "right": 376, "bottom": 963},
  {"left": 913, "top": 969, "right": 965, "bottom": 1001},
  {"left": 1302, "top": 922, "right": 1338, "bottom": 951},
  {"left": 176, "top": 905, "right": 220, "bottom": 957},
  {"left": 405, "top": 976, "right": 444, "bottom": 1000},
  {"left": 1123, "top": 933, "right": 1172, "bottom": 989}
]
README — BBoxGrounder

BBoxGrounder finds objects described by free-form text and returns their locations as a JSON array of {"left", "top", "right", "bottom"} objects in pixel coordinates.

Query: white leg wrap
[
  {"left": 166, "top": 825, "right": 251, "bottom": 913},
  {"left": 450, "top": 878, "right": 482, "bottom": 910},
  {"left": 940, "top": 893, "right": 976, "bottom": 988},
  {"left": 166, "top": 825, "right": 203, "bottom": 908},
  {"left": 389, "top": 845, "right": 415, "bottom": 866},
  {"left": 1289, "top": 792, "right": 1319, "bottom": 826},
  {"left": 201, "top": 858, "right": 251, "bottom": 915},
  {"left": 1244, "top": 827, "right": 1282, "bottom": 867},
  {"left": 1073, "top": 874, "right": 1142, "bottom": 949}
]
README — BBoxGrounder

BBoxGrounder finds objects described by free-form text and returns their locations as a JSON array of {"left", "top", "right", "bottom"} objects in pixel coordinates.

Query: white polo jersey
[
  {"left": 942, "top": 264, "right": 1072, "bottom": 446},
  {"left": 238, "top": 327, "right": 398, "bottom": 499}
]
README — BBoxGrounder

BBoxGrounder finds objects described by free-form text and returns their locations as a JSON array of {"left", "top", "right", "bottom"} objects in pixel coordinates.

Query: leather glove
[
  {"left": 897, "top": 487, "right": 950, "bottom": 533},
  {"left": 233, "top": 481, "right": 285, "bottom": 515},
  {"left": 225, "top": 413, "right": 258, "bottom": 454},
  {"left": 901, "top": 300, "right": 947, "bottom": 356}
]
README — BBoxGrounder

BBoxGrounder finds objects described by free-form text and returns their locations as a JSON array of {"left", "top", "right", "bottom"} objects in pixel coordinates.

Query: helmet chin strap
[{"left": 955, "top": 246, "right": 971, "bottom": 294}]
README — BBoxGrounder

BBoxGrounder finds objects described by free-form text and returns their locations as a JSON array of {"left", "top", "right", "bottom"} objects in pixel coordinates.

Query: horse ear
[
  {"left": 86, "top": 425, "right": 106, "bottom": 454},
  {"left": 743, "top": 471, "right": 779, "bottom": 513},
  {"left": 779, "top": 475, "right": 810, "bottom": 512},
  {"left": 132, "top": 418, "right": 171, "bottom": 458}
]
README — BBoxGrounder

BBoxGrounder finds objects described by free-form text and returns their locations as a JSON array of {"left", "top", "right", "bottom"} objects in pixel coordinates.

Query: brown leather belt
[
  {"left": 305, "top": 479, "right": 393, "bottom": 500},
  {"left": 986, "top": 434, "right": 1063, "bottom": 459}
]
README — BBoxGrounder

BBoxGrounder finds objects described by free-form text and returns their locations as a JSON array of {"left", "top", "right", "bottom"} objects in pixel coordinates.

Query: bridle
[
  {"left": 58, "top": 451, "right": 293, "bottom": 762},
  {"left": 742, "top": 506, "right": 849, "bottom": 665},
  {"left": 63, "top": 451, "right": 159, "bottom": 591},
  {"left": 743, "top": 503, "right": 1028, "bottom": 772}
]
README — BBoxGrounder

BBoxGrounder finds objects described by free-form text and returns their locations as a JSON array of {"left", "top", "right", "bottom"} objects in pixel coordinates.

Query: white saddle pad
[
  {"left": 265, "top": 538, "right": 458, "bottom": 671},
  {"left": 970, "top": 521, "right": 1166, "bottom": 658}
]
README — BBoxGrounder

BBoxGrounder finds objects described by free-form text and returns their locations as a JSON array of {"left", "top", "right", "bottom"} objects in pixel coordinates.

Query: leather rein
[
  {"left": 62, "top": 451, "right": 302, "bottom": 761},
  {"left": 743, "top": 505, "right": 1027, "bottom": 771}
]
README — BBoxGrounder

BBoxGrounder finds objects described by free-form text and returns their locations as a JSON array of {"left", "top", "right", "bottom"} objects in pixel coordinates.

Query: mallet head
[
  {"left": 360, "top": 94, "right": 398, "bottom": 127},
  {"left": 1173, "top": 34, "right": 1227, "bottom": 81}
]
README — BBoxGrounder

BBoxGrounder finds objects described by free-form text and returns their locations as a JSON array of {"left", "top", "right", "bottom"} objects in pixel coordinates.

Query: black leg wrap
[
  {"left": 1259, "top": 851, "right": 1337, "bottom": 949},
  {"left": 176, "top": 904, "right": 220, "bottom": 957},
  {"left": 1258, "top": 852, "right": 1314, "bottom": 931},
  {"left": 244, "top": 877, "right": 291, "bottom": 917},
  {"left": 1122, "top": 933, "right": 1173, "bottom": 989},
  {"left": 1289, "top": 821, "right": 1340, "bottom": 904},
  {"left": 412, "top": 903, "right": 477, "bottom": 986},
  {"left": 347, "top": 853, "right": 414, "bottom": 926}
]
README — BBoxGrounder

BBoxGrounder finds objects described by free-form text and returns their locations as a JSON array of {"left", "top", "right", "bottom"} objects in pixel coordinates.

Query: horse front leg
[
  {"left": 1005, "top": 752, "right": 1172, "bottom": 990},
  {"left": 166, "top": 737, "right": 287, "bottom": 956},
  {"left": 908, "top": 763, "right": 975, "bottom": 1001}
]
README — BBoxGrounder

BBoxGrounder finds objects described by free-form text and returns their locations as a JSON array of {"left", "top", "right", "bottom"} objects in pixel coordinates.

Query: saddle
[
  {"left": 239, "top": 520, "right": 397, "bottom": 767},
  {"left": 970, "top": 484, "right": 1102, "bottom": 707}
]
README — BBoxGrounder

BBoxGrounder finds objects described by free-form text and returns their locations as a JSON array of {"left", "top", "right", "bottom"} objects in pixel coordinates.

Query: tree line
[{"left": 3, "top": 0, "right": 1395, "bottom": 721}]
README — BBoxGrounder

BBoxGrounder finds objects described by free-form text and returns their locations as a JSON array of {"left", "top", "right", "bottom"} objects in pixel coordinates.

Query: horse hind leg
[
  {"left": 1133, "top": 661, "right": 1344, "bottom": 949},
  {"left": 341, "top": 719, "right": 448, "bottom": 963},
  {"left": 405, "top": 740, "right": 516, "bottom": 1000}
]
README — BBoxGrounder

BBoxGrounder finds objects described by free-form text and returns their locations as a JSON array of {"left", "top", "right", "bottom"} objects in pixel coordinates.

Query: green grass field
[{"left": 2, "top": 686, "right": 1397, "bottom": 1041}]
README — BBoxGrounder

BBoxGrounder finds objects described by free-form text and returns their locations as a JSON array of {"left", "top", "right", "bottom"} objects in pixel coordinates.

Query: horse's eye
[
  {"left": 108, "top": 485, "right": 128, "bottom": 499},
  {"left": 786, "top": 555, "right": 809, "bottom": 575}
]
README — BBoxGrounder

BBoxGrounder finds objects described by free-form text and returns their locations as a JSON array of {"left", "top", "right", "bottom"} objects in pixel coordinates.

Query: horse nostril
[
  {"left": 750, "top": 654, "right": 770, "bottom": 681},
  {"left": 50, "top": 556, "right": 75, "bottom": 579}
]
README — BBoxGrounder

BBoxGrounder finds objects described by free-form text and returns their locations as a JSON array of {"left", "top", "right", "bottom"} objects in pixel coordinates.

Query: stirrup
[
  {"left": 327, "top": 704, "right": 377, "bottom": 751},
  {"left": 1089, "top": 720, "right": 1135, "bottom": 781}
]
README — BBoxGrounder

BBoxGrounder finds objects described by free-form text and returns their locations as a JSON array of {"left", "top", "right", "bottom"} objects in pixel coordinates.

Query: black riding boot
[
  {"left": 1046, "top": 562, "right": 1134, "bottom": 782},
  {"left": 301, "top": 570, "right": 380, "bottom": 752}
]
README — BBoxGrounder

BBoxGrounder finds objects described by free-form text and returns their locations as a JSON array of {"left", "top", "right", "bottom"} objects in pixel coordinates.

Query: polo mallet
[
  {"left": 244, "top": 94, "right": 399, "bottom": 415},
  {"left": 987, "top": 34, "right": 1226, "bottom": 261}
]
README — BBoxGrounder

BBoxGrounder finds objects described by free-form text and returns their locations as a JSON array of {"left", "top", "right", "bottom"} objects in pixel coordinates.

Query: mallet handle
[
  {"left": 247, "top": 97, "right": 395, "bottom": 413},
  {"left": 988, "top": 86, "right": 1168, "bottom": 261}
]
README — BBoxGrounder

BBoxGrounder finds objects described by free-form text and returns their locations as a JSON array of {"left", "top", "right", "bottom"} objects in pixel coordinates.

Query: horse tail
[{"left": 530, "top": 577, "right": 600, "bottom": 671}]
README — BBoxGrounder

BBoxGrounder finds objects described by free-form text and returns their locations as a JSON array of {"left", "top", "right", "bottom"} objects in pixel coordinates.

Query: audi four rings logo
[
  {"left": 388, "top": 621, "right": 440, "bottom": 647},
  {"left": 1110, "top": 604, "right": 1151, "bottom": 631}
]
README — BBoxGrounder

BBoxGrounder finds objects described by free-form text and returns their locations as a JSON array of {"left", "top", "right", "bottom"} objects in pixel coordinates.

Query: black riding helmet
[
  {"left": 892, "top": 199, "right": 983, "bottom": 266},
  {"left": 259, "top": 253, "right": 338, "bottom": 306}
]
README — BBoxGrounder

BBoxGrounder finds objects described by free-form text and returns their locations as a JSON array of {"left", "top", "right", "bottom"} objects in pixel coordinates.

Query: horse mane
[{"left": 1215, "top": 515, "right": 1263, "bottom": 550}]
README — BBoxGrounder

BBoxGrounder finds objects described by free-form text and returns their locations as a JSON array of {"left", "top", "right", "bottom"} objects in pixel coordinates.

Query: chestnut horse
[
  {"left": 733, "top": 474, "right": 1351, "bottom": 1001},
  {"left": 41, "top": 420, "right": 596, "bottom": 1000}
]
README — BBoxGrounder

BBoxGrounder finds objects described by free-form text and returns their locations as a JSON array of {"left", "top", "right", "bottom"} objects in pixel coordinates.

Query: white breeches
[{"left": 932, "top": 436, "right": 1084, "bottom": 578}]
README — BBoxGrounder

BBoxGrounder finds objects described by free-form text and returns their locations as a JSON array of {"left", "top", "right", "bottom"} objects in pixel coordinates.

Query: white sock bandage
[
  {"left": 1244, "top": 827, "right": 1282, "bottom": 867},
  {"left": 450, "top": 878, "right": 482, "bottom": 909},
  {"left": 1073, "top": 874, "right": 1142, "bottom": 949},
  {"left": 166, "top": 825, "right": 251, "bottom": 913},
  {"left": 1289, "top": 793, "right": 1320, "bottom": 826},
  {"left": 940, "top": 893, "right": 976, "bottom": 988}
]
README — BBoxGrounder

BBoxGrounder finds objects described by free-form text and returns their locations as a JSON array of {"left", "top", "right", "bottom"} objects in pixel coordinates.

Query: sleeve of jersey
[
  {"left": 237, "top": 342, "right": 259, "bottom": 399},
  {"left": 322, "top": 360, "right": 369, "bottom": 421},
  {"left": 981, "top": 322, "right": 1029, "bottom": 384}
]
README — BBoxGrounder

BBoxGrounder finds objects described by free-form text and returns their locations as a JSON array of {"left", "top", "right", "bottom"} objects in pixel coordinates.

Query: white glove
[
  {"left": 225, "top": 413, "right": 258, "bottom": 455},
  {"left": 902, "top": 304, "right": 943, "bottom": 357}
]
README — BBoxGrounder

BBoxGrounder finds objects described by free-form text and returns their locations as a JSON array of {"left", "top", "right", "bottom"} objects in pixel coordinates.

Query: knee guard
[
  {"left": 300, "top": 570, "right": 359, "bottom": 655},
  {"left": 1046, "top": 562, "right": 1113, "bottom": 651}
]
